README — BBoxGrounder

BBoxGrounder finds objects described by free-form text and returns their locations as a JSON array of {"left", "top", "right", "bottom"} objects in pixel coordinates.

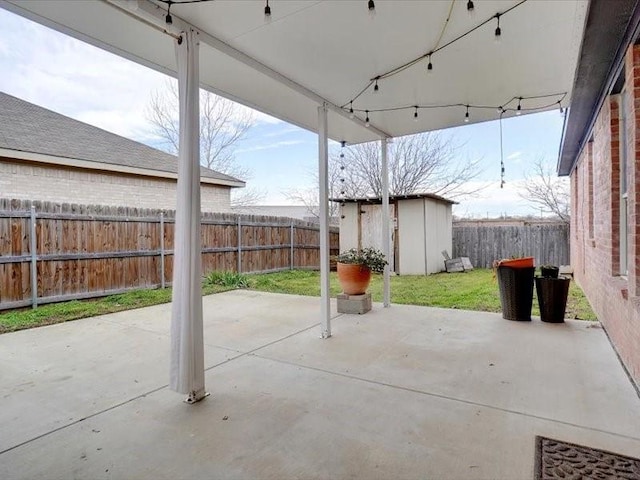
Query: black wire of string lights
[
  {"left": 341, "top": 0, "right": 528, "bottom": 111},
  {"left": 347, "top": 92, "right": 567, "bottom": 126}
]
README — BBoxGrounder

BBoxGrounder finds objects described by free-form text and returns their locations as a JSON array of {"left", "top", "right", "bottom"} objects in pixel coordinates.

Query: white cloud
[{"left": 507, "top": 151, "right": 522, "bottom": 161}]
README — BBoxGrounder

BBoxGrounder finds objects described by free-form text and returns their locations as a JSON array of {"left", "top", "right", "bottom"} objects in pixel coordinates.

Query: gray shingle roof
[{"left": 0, "top": 91, "right": 244, "bottom": 185}]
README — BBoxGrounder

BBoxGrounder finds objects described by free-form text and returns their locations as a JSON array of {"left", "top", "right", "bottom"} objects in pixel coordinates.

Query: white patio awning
[{"left": 1, "top": 0, "right": 587, "bottom": 145}]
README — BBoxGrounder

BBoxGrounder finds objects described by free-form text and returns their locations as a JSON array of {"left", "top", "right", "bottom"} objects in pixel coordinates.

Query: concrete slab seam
[
  {"left": 0, "top": 321, "right": 326, "bottom": 456},
  {"left": 250, "top": 353, "right": 640, "bottom": 443}
]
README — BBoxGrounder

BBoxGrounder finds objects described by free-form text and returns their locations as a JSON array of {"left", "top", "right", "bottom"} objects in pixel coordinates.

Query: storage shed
[{"left": 335, "top": 194, "right": 456, "bottom": 275}]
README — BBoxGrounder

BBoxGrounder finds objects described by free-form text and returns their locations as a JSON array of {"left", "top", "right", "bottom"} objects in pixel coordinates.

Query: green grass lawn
[
  {"left": 0, "top": 284, "right": 231, "bottom": 334},
  {"left": 0, "top": 268, "right": 597, "bottom": 334},
  {"left": 249, "top": 268, "right": 597, "bottom": 321}
]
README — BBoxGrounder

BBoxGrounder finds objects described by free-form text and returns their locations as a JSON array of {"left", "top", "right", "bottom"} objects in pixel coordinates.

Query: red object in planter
[
  {"left": 497, "top": 257, "right": 534, "bottom": 268},
  {"left": 337, "top": 263, "right": 372, "bottom": 295}
]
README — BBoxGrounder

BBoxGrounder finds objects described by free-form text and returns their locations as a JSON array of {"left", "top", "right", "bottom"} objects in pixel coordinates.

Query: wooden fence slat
[
  {"left": 0, "top": 199, "right": 338, "bottom": 309},
  {"left": 452, "top": 222, "right": 569, "bottom": 268}
]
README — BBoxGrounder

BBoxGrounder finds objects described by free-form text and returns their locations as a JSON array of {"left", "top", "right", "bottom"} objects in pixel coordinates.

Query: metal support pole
[
  {"left": 290, "top": 220, "right": 294, "bottom": 270},
  {"left": 381, "top": 138, "right": 391, "bottom": 308},
  {"left": 169, "top": 28, "right": 207, "bottom": 403},
  {"left": 29, "top": 205, "right": 37, "bottom": 309},
  {"left": 318, "top": 103, "right": 331, "bottom": 338},
  {"left": 160, "top": 212, "right": 165, "bottom": 289},
  {"left": 237, "top": 216, "right": 242, "bottom": 273}
]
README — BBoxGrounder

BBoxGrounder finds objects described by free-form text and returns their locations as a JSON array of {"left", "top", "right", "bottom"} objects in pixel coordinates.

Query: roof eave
[
  {"left": 0, "top": 148, "right": 245, "bottom": 188},
  {"left": 558, "top": 0, "right": 640, "bottom": 176}
]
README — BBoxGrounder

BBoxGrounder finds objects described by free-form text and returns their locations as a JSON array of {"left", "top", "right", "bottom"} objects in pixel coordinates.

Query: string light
[
  {"left": 349, "top": 102, "right": 355, "bottom": 119},
  {"left": 165, "top": 0, "right": 173, "bottom": 24},
  {"left": 365, "top": 110, "right": 370, "bottom": 127},
  {"left": 499, "top": 112, "right": 505, "bottom": 188},
  {"left": 341, "top": 1, "right": 527, "bottom": 110},
  {"left": 494, "top": 13, "right": 502, "bottom": 41},
  {"left": 558, "top": 101, "right": 564, "bottom": 114},
  {"left": 264, "top": 0, "right": 271, "bottom": 19},
  {"left": 368, "top": 0, "right": 376, "bottom": 17},
  {"left": 373, "top": 79, "right": 380, "bottom": 93},
  {"left": 346, "top": 93, "right": 566, "bottom": 123},
  {"left": 467, "top": 0, "right": 475, "bottom": 13}
]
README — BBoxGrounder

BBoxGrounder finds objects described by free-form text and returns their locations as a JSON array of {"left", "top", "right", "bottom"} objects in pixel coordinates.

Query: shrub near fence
[
  {"left": 0, "top": 199, "right": 339, "bottom": 310},
  {"left": 452, "top": 221, "right": 569, "bottom": 269}
]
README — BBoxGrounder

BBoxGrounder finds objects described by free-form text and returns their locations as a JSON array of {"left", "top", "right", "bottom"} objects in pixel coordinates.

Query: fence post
[
  {"left": 290, "top": 220, "right": 294, "bottom": 270},
  {"left": 237, "top": 216, "right": 242, "bottom": 273},
  {"left": 160, "top": 212, "right": 165, "bottom": 289},
  {"left": 29, "top": 205, "right": 38, "bottom": 309}
]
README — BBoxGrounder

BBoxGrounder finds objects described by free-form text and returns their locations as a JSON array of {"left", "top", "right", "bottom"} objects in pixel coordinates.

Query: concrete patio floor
[{"left": 1, "top": 290, "right": 639, "bottom": 479}]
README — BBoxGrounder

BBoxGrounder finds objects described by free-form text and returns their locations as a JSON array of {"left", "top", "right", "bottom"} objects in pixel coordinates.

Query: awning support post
[
  {"left": 318, "top": 103, "right": 331, "bottom": 338},
  {"left": 169, "top": 29, "right": 208, "bottom": 404},
  {"left": 381, "top": 138, "right": 391, "bottom": 307}
]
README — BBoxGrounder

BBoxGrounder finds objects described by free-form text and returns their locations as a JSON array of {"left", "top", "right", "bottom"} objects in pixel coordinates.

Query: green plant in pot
[
  {"left": 335, "top": 247, "right": 387, "bottom": 295},
  {"left": 539, "top": 264, "right": 560, "bottom": 279}
]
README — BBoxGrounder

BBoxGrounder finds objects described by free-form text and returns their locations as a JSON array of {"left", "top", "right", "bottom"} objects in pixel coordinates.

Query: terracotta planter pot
[
  {"left": 337, "top": 262, "right": 372, "bottom": 295},
  {"left": 497, "top": 257, "right": 534, "bottom": 268}
]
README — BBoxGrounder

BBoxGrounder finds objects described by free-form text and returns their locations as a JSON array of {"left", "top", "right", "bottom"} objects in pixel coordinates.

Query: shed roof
[
  {"left": 0, "top": 91, "right": 245, "bottom": 187},
  {"left": 331, "top": 193, "right": 457, "bottom": 205}
]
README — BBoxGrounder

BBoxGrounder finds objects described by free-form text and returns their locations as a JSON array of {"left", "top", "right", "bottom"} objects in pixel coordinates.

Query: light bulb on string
[
  {"left": 467, "top": 0, "right": 475, "bottom": 14},
  {"left": 349, "top": 102, "right": 355, "bottom": 119},
  {"left": 516, "top": 98, "right": 522, "bottom": 115},
  {"left": 464, "top": 105, "right": 470, "bottom": 123},
  {"left": 427, "top": 53, "right": 433, "bottom": 74},
  {"left": 264, "top": 0, "right": 272, "bottom": 21},
  {"left": 497, "top": 106, "right": 503, "bottom": 114},
  {"left": 558, "top": 101, "right": 564, "bottom": 114},
  {"left": 373, "top": 79, "right": 379, "bottom": 93},
  {"left": 365, "top": 110, "right": 370, "bottom": 127},
  {"left": 414, "top": 106, "right": 419, "bottom": 122},
  {"left": 494, "top": 13, "right": 502, "bottom": 43},
  {"left": 368, "top": 0, "right": 376, "bottom": 18},
  {"left": 165, "top": 0, "right": 173, "bottom": 24}
]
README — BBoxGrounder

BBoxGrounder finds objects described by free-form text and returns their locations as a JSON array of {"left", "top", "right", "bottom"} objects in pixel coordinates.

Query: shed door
[{"left": 360, "top": 204, "right": 395, "bottom": 273}]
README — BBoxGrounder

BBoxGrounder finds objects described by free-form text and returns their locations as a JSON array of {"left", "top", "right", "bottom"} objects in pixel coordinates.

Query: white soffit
[{"left": 2, "top": 0, "right": 588, "bottom": 145}]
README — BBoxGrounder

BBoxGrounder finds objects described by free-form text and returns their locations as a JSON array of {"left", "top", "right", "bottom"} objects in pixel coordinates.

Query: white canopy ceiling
[{"left": 1, "top": 0, "right": 588, "bottom": 145}]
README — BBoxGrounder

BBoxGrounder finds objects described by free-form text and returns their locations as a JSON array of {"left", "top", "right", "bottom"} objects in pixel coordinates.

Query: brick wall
[
  {"left": 0, "top": 158, "right": 232, "bottom": 212},
  {"left": 571, "top": 44, "right": 640, "bottom": 387}
]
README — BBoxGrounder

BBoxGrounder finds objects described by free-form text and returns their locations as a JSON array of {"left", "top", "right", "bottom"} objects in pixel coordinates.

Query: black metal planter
[
  {"left": 497, "top": 266, "right": 535, "bottom": 321},
  {"left": 535, "top": 277, "right": 570, "bottom": 323}
]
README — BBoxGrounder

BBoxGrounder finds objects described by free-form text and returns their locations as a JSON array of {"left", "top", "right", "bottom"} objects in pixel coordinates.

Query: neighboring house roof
[
  {"left": 331, "top": 193, "right": 457, "bottom": 205},
  {"left": 0, "top": 91, "right": 245, "bottom": 188},
  {"left": 557, "top": 0, "right": 640, "bottom": 176}
]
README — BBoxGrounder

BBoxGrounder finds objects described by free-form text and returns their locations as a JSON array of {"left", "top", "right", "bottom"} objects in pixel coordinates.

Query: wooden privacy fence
[
  {"left": 452, "top": 222, "right": 569, "bottom": 269},
  {"left": 0, "top": 199, "right": 339, "bottom": 311}
]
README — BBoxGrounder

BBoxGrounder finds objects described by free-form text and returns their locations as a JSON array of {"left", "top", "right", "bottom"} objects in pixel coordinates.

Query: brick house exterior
[
  {"left": 0, "top": 92, "right": 244, "bottom": 211},
  {"left": 559, "top": 1, "right": 640, "bottom": 388}
]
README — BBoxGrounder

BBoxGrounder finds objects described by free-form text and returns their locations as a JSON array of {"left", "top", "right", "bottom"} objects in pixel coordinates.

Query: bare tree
[
  {"left": 285, "top": 131, "right": 483, "bottom": 218},
  {"left": 147, "top": 81, "right": 264, "bottom": 207},
  {"left": 338, "top": 132, "right": 484, "bottom": 199},
  {"left": 519, "top": 157, "right": 570, "bottom": 222}
]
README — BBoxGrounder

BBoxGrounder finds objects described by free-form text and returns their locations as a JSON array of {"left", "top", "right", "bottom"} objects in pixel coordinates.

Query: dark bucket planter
[
  {"left": 540, "top": 266, "right": 560, "bottom": 279},
  {"left": 496, "top": 266, "right": 535, "bottom": 321},
  {"left": 535, "top": 277, "right": 570, "bottom": 323}
]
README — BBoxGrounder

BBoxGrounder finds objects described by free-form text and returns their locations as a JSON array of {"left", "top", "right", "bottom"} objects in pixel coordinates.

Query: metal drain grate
[{"left": 535, "top": 436, "right": 640, "bottom": 479}]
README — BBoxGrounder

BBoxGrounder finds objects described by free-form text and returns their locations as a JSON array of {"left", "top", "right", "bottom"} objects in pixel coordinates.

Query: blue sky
[{"left": 0, "top": 7, "right": 566, "bottom": 217}]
